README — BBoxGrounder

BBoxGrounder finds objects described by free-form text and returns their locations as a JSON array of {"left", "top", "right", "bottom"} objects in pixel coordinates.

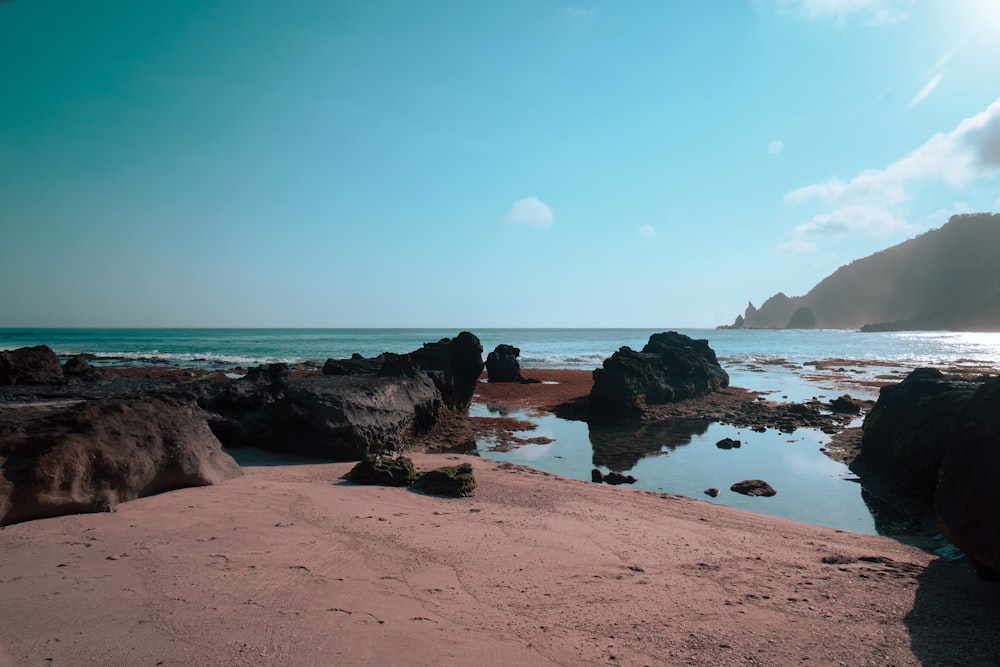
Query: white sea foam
[
  {"left": 519, "top": 352, "right": 609, "bottom": 368},
  {"left": 73, "top": 350, "right": 305, "bottom": 367}
]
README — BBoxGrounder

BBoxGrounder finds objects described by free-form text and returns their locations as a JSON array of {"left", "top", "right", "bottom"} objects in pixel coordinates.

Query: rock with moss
[
  {"left": 415, "top": 462, "right": 476, "bottom": 497},
  {"left": 344, "top": 457, "right": 418, "bottom": 487}
]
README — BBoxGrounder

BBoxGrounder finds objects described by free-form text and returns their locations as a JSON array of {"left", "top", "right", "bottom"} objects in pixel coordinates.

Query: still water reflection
[{"left": 473, "top": 404, "right": 911, "bottom": 536}]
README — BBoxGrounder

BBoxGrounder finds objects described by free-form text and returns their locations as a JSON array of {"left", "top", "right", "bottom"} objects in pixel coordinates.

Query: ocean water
[{"left": 3, "top": 327, "right": 999, "bottom": 534}]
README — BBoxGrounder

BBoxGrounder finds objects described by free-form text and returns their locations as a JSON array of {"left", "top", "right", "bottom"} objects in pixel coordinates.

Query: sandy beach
[{"left": 2, "top": 370, "right": 1000, "bottom": 665}]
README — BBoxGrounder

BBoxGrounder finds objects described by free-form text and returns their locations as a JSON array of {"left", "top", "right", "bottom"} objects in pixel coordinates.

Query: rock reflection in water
[{"left": 589, "top": 418, "right": 712, "bottom": 471}]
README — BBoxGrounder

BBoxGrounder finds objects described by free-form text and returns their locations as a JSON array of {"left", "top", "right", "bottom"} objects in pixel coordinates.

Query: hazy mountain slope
[{"left": 722, "top": 213, "right": 1000, "bottom": 331}]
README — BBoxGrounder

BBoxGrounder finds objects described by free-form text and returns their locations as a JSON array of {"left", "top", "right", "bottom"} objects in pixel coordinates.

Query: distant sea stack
[{"left": 719, "top": 213, "right": 1000, "bottom": 332}]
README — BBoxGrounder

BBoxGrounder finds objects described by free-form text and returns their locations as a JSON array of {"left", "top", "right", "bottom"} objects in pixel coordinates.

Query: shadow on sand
[
  {"left": 905, "top": 558, "right": 1000, "bottom": 664},
  {"left": 224, "top": 447, "right": 335, "bottom": 467}
]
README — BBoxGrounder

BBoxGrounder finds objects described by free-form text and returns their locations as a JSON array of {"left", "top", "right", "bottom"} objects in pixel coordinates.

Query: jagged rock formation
[
  {"left": 322, "top": 331, "right": 484, "bottom": 412},
  {"left": 199, "top": 362, "right": 442, "bottom": 461},
  {"left": 485, "top": 344, "right": 525, "bottom": 382},
  {"left": 721, "top": 213, "right": 1000, "bottom": 331}
]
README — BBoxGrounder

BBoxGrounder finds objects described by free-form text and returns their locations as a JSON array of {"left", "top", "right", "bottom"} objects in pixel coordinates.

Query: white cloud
[
  {"left": 776, "top": 240, "right": 818, "bottom": 255},
  {"left": 505, "top": 197, "right": 554, "bottom": 228},
  {"left": 766, "top": 0, "right": 912, "bottom": 25},
  {"left": 909, "top": 72, "right": 943, "bottom": 108},
  {"left": 793, "top": 205, "right": 912, "bottom": 238},
  {"left": 768, "top": 139, "right": 785, "bottom": 154},
  {"left": 638, "top": 224, "right": 656, "bottom": 237},
  {"left": 784, "top": 96, "right": 1000, "bottom": 244}
]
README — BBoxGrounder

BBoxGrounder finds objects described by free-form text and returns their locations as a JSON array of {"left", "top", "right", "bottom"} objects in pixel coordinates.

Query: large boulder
[
  {"left": 859, "top": 368, "right": 983, "bottom": 496},
  {"left": 322, "top": 332, "right": 484, "bottom": 413},
  {"left": 0, "top": 345, "right": 64, "bottom": 385},
  {"left": 0, "top": 396, "right": 242, "bottom": 526},
  {"left": 589, "top": 332, "right": 729, "bottom": 414},
  {"left": 485, "top": 344, "right": 524, "bottom": 382},
  {"left": 407, "top": 332, "right": 484, "bottom": 412},
  {"left": 935, "top": 376, "right": 1000, "bottom": 577},
  {"left": 859, "top": 368, "right": 1000, "bottom": 577},
  {"left": 201, "top": 367, "right": 442, "bottom": 461}
]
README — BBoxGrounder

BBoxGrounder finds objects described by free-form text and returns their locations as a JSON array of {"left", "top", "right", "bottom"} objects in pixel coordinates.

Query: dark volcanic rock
[
  {"left": 0, "top": 345, "right": 63, "bottom": 386},
  {"left": 62, "top": 355, "right": 107, "bottom": 382},
  {"left": 705, "top": 487, "right": 721, "bottom": 497},
  {"left": 409, "top": 332, "right": 484, "bottom": 412},
  {"left": 716, "top": 437, "right": 741, "bottom": 449},
  {"left": 603, "top": 471, "right": 637, "bottom": 485},
  {"left": 198, "top": 338, "right": 479, "bottom": 461},
  {"left": 859, "top": 368, "right": 1000, "bottom": 576},
  {"left": 321, "top": 332, "right": 484, "bottom": 413},
  {"left": 829, "top": 394, "right": 863, "bottom": 415},
  {"left": 415, "top": 462, "right": 476, "bottom": 497},
  {"left": 730, "top": 479, "right": 777, "bottom": 497},
  {"left": 590, "top": 468, "right": 636, "bottom": 485},
  {"left": 345, "top": 456, "right": 418, "bottom": 487},
  {"left": 0, "top": 396, "right": 242, "bottom": 526},
  {"left": 485, "top": 344, "right": 524, "bottom": 383},
  {"left": 589, "top": 332, "right": 729, "bottom": 414},
  {"left": 201, "top": 370, "right": 442, "bottom": 461},
  {"left": 859, "top": 368, "right": 982, "bottom": 497},
  {"left": 934, "top": 376, "right": 1000, "bottom": 577},
  {"left": 323, "top": 353, "right": 383, "bottom": 376}
]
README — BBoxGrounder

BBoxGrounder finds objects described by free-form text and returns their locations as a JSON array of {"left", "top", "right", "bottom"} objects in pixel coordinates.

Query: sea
[{"left": 4, "top": 327, "right": 1000, "bottom": 537}]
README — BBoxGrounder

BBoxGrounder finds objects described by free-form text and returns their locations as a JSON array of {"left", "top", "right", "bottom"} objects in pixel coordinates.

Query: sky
[{"left": 2, "top": 0, "right": 1000, "bottom": 328}]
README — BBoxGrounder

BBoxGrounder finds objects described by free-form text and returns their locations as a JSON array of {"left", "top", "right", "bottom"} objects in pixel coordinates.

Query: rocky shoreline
[{"left": 4, "top": 334, "right": 1000, "bottom": 664}]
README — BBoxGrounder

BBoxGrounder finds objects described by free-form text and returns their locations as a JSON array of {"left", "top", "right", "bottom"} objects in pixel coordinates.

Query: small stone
[
  {"left": 704, "top": 488, "right": 720, "bottom": 498},
  {"left": 415, "top": 463, "right": 476, "bottom": 497},
  {"left": 730, "top": 479, "right": 777, "bottom": 497},
  {"left": 603, "top": 472, "right": 637, "bottom": 485},
  {"left": 344, "top": 457, "right": 417, "bottom": 487}
]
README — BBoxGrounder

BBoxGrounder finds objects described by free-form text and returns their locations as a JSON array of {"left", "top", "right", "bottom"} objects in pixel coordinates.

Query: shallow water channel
[{"left": 473, "top": 404, "right": 917, "bottom": 536}]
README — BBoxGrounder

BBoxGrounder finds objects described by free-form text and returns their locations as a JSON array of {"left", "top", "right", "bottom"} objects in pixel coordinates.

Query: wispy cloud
[
  {"left": 638, "top": 224, "right": 656, "bottom": 237},
  {"left": 765, "top": 0, "right": 912, "bottom": 26},
  {"left": 768, "top": 139, "right": 785, "bottom": 154},
  {"left": 909, "top": 41, "right": 967, "bottom": 109},
  {"left": 909, "top": 72, "right": 943, "bottom": 108},
  {"left": 505, "top": 196, "right": 554, "bottom": 228},
  {"left": 776, "top": 240, "right": 818, "bottom": 255},
  {"left": 783, "top": 97, "right": 1000, "bottom": 248}
]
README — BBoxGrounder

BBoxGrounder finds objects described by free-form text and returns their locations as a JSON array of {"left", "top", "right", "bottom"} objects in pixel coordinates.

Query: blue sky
[{"left": 2, "top": 0, "right": 1000, "bottom": 328}]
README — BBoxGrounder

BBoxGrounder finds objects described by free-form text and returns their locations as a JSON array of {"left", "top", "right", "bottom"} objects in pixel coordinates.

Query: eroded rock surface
[
  {"left": 199, "top": 365, "right": 442, "bottom": 461},
  {"left": 0, "top": 396, "right": 241, "bottom": 526}
]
